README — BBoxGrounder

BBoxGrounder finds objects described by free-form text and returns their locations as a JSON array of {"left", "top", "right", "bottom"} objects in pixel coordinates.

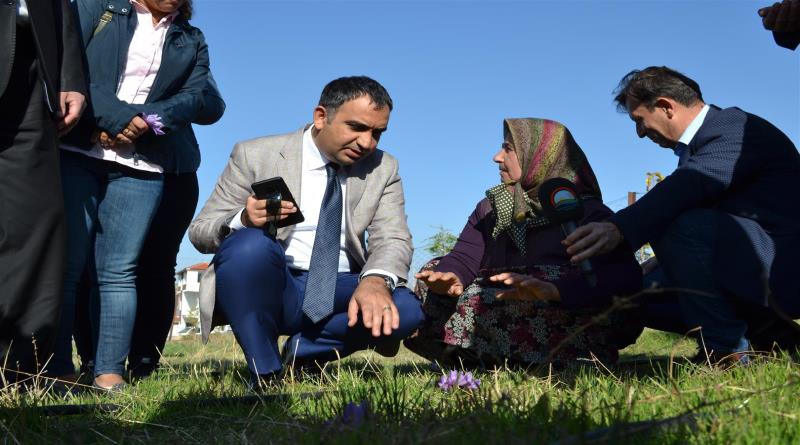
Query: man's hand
[
  {"left": 640, "top": 256, "right": 659, "bottom": 275},
  {"left": 489, "top": 272, "right": 560, "bottom": 301},
  {"left": 57, "top": 91, "right": 86, "bottom": 136},
  {"left": 414, "top": 270, "right": 463, "bottom": 297},
  {"left": 562, "top": 221, "right": 624, "bottom": 263},
  {"left": 760, "top": 0, "right": 800, "bottom": 32},
  {"left": 114, "top": 116, "right": 150, "bottom": 145},
  {"left": 347, "top": 276, "right": 399, "bottom": 337},
  {"left": 241, "top": 195, "right": 298, "bottom": 227}
]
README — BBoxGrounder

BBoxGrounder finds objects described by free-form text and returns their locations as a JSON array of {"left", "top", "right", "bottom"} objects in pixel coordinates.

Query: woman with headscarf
[{"left": 406, "top": 118, "right": 643, "bottom": 367}]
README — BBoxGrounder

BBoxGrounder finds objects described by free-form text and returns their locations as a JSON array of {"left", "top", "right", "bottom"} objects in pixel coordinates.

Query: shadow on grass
[{"left": 125, "top": 369, "right": 699, "bottom": 445}]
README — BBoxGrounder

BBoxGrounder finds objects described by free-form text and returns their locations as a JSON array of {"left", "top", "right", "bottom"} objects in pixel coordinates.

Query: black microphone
[{"left": 538, "top": 178, "right": 597, "bottom": 287}]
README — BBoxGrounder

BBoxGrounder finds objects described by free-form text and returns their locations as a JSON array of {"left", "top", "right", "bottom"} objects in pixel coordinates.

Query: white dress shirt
[
  {"left": 60, "top": 0, "right": 178, "bottom": 173},
  {"left": 230, "top": 127, "right": 398, "bottom": 286},
  {"left": 678, "top": 104, "right": 710, "bottom": 146}
]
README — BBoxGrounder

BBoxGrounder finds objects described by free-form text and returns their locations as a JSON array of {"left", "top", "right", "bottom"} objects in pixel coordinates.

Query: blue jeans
[
  {"left": 50, "top": 152, "right": 163, "bottom": 376},
  {"left": 214, "top": 228, "right": 425, "bottom": 376},
  {"left": 642, "top": 209, "right": 749, "bottom": 354}
]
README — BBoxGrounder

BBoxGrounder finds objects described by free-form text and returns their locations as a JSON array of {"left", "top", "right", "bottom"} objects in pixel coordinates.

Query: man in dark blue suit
[{"left": 564, "top": 66, "right": 800, "bottom": 365}]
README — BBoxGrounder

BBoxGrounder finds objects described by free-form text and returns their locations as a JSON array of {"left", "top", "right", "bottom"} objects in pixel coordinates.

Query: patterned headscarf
[{"left": 486, "top": 118, "right": 602, "bottom": 255}]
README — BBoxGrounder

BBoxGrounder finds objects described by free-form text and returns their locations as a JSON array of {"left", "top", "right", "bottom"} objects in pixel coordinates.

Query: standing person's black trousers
[
  {"left": 129, "top": 172, "right": 199, "bottom": 376},
  {"left": 0, "top": 30, "right": 65, "bottom": 382}
]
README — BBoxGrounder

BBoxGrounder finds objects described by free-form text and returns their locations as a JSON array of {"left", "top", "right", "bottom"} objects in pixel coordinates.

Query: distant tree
[{"left": 425, "top": 226, "right": 458, "bottom": 257}]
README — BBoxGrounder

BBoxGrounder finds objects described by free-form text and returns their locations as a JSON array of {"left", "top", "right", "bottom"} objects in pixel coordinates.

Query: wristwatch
[{"left": 362, "top": 273, "right": 396, "bottom": 293}]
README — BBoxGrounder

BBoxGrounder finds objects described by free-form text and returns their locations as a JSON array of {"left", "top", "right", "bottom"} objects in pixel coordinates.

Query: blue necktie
[{"left": 302, "top": 163, "right": 342, "bottom": 322}]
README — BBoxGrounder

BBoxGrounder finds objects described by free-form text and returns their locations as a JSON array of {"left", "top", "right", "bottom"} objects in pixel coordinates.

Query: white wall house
[{"left": 171, "top": 263, "right": 208, "bottom": 336}]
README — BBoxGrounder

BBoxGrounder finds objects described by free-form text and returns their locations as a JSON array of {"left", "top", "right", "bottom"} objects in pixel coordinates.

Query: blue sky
[{"left": 180, "top": 0, "right": 799, "bottom": 276}]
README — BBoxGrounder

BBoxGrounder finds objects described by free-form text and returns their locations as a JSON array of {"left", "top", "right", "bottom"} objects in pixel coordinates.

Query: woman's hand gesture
[
  {"left": 415, "top": 270, "right": 464, "bottom": 297},
  {"left": 489, "top": 272, "right": 560, "bottom": 302}
]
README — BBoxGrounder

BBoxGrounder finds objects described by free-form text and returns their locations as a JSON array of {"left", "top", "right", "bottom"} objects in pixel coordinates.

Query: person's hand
[
  {"left": 57, "top": 91, "right": 86, "bottom": 136},
  {"left": 640, "top": 256, "right": 659, "bottom": 275},
  {"left": 562, "top": 221, "right": 624, "bottom": 263},
  {"left": 347, "top": 276, "right": 399, "bottom": 337},
  {"left": 114, "top": 116, "right": 150, "bottom": 144},
  {"left": 414, "top": 270, "right": 463, "bottom": 297},
  {"left": 241, "top": 195, "right": 297, "bottom": 228},
  {"left": 489, "top": 272, "right": 560, "bottom": 301},
  {"left": 760, "top": 0, "right": 800, "bottom": 32},
  {"left": 98, "top": 131, "right": 116, "bottom": 148}
]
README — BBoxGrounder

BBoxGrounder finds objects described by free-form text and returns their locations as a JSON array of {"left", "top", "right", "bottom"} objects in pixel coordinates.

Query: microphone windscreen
[{"left": 538, "top": 177, "right": 584, "bottom": 223}]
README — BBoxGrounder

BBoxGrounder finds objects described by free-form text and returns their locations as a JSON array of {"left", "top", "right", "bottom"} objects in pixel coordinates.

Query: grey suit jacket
[{"left": 189, "top": 126, "right": 413, "bottom": 341}]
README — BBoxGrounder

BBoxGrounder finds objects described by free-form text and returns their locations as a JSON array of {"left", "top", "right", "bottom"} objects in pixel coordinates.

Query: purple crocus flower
[
  {"left": 457, "top": 371, "right": 480, "bottom": 390},
  {"left": 141, "top": 113, "right": 166, "bottom": 135},
  {"left": 438, "top": 370, "right": 480, "bottom": 391},
  {"left": 438, "top": 370, "right": 459, "bottom": 391},
  {"left": 341, "top": 401, "right": 369, "bottom": 427}
]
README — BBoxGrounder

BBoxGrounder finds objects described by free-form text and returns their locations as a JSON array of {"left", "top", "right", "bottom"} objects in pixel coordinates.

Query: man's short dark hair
[
  {"left": 613, "top": 66, "right": 703, "bottom": 113},
  {"left": 318, "top": 76, "right": 393, "bottom": 117}
]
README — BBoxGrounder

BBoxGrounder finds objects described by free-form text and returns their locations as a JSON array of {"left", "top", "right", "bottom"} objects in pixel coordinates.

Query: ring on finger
[{"left": 382, "top": 305, "right": 391, "bottom": 312}]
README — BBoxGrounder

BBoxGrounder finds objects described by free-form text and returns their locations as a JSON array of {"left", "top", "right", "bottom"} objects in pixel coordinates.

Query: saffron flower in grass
[
  {"left": 326, "top": 400, "right": 370, "bottom": 430},
  {"left": 341, "top": 400, "right": 369, "bottom": 427},
  {"left": 141, "top": 113, "right": 166, "bottom": 135},
  {"left": 438, "top": 370, "right": 480, "bottom": 391}
]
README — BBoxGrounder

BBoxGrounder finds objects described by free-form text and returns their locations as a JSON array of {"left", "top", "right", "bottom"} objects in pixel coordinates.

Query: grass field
[{"left": 1, "top": 329, "right": 798, "bottom": 444}]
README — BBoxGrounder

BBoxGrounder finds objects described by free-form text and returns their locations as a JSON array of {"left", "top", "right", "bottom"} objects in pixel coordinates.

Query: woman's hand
[
  {"left": 98, "top": 131, "right": 116, "bottom": 148},
  {"left": 415, "top": 270, "right": 464, "bottom": 297},
  {"left": 114, "top": 116, "right": 150, "bottom": 145},
  {"left": 489, "top": 272, "right": 560, "bottom": 302}
]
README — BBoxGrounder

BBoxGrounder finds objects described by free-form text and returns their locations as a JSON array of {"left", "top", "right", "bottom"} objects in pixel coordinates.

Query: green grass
[{"left": 1, "top": 330, "right": 798, "bottom": 444}]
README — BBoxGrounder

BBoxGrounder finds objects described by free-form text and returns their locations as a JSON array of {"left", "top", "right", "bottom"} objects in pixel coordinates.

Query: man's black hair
[
  {"left": 318, "top": 76, "right": 393, "bottom": 115},
  {"left": 613, "top": 66, "right": 703, "bottom": 113}
]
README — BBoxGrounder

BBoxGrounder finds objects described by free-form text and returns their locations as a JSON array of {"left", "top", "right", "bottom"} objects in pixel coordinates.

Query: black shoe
[
  {"left": 247, "top": 372, "right": 281, "bottom": 394},
  {"left": 46, "top": 379, "right": 83, "bottom": 398},
  {"left": 690, "top": 349, "right": 751, "bottom": 369},
  {"left": 127, "top": 359, "right": 159, "bottom": 380},
  {"left": 91, "top": 379, "right": 128, "bottom": 393},
  {"left": 748, "top": 317, "right": 800, "bottom": 353},
  {"left": 280, "top": 343, "right": 325, "bottom": 378},
  {"left": 373, "top": 340, "right": 401, "bottom": 358}
]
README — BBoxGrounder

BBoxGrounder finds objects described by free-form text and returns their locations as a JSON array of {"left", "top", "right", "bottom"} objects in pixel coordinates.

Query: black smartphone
[{"left": 251, "top": 177, "right": 304, "bottom": 228}]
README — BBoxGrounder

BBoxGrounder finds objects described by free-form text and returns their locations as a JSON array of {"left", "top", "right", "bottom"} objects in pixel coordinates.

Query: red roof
[{"left": 187, "top": 262, "right": 209, "bottom": 271}]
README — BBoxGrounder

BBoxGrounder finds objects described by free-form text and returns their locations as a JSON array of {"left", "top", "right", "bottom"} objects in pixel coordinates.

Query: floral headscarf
[{"left": 486, "top": 118, "right": 602, "bottom": 255}]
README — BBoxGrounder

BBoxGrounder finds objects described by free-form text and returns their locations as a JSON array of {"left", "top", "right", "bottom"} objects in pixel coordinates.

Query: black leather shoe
[
  {"left": 280, "top": 344, "right": 325, "bottom": 377},
  {"left": 373, "top": 340, "right": 401, "bottom": 358},
  {"left": 247, "top": 372, "right": 281, "bottom": 394}
]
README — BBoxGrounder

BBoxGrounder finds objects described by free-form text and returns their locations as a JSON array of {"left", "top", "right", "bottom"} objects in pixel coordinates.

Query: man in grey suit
[{"left": 189, "top": 77, "right": 423, "bottom": 386}]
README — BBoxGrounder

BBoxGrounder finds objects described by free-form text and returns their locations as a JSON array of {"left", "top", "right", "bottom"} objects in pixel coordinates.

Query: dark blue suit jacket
[{"left": 610, "top": 106, "right": 800, "bottom": 316}]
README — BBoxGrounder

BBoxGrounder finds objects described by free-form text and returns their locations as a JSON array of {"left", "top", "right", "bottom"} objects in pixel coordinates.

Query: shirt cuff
[
  {"left": 359, "top": 269, "right": 399, "bottom": 288},
  {"left": 228, "top": 208, "right": 247, "bottom": 231}
]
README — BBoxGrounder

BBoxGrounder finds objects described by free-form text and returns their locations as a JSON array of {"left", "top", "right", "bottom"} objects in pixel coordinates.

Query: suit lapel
[
  {"left": 276, "top": 127, "right": 305, "bottom": 240},
  {"left": 345, "top": 164, "right": 366, "bottom": 216}
]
